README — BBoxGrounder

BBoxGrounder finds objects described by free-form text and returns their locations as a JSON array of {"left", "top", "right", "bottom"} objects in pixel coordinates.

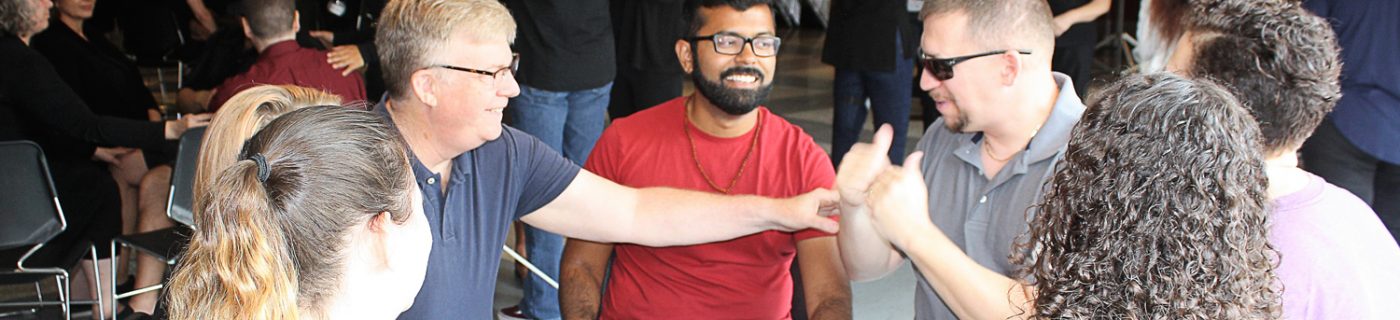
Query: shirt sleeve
[
  {"left": 8, "top": 47, "right": 165, "bottom": 150},
  {"left": 795, "top": 130, "right": 838, "bottom": 242},
  {"left": 511, "top": 127, "right": 583, "bottom": 219}
]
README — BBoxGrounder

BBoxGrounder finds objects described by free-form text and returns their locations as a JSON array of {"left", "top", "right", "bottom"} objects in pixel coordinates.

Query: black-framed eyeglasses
[
  {"left": 688, "top": 33, "right": 782, "bottom": 57},
  {"left": 919, "top": 49, "right": 1032, "bottom": 81},
  {"left": 426, "top": 53, "right": 520, "bottom": 86}
]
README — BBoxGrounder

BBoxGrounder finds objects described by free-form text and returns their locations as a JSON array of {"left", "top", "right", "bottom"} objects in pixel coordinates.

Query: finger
[
  {"left": 806, "top": 215, "right": 840, "bottom": 234},
  {"left": 903, "top": 152, "right": 925, "bottom": 176},
  {"left": 870, "top": 124, "right": 894, "bottom": 156}
]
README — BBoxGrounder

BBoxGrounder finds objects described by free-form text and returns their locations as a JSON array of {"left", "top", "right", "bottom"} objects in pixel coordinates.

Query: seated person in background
[
  {"left": 558, "top": 0, "right": 850, "bottom": 319},
  {"left": 124, "top": 85, "right": 342, "bottom": 318},
  {"left": 1168, "top": 0, "right": 1400, "bottom": 317},
  {"left": 856, "top": 73, "right": 1281, "bottom": 318},
  {"left": 0, "top": 0, "right": 209, "bottom": 317},
  {"left": 32, "top": 0, "right": 176, "bottom": 298},
  {"left": 164, "top": 106, "right": 431, "bottom": 319},
  {"left": 205, "top": 0, "right": 366, "bottom": 111}
]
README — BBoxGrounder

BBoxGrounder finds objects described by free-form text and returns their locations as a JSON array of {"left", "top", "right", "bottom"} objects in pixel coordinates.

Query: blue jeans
[
  {"left": 831, "top": 33, "right": 914, "bottom": 167},
  {"left": 505, "top": 82, "right": 611, "bottom": 320}
]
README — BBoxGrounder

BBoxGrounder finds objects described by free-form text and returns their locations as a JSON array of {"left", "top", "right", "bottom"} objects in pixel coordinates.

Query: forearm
[
  {"left": 1055, "top": 0, "right": 1112, "bottom": 25},
  {"left": 186, "top": 0, "right": 218, "bottom": 31},
  {"left": 836, "top": 204, "right": 902, "bottom": 281},
  {"left": 901, "top": 226, "right": 1033, "bottom": 319},
  {"left": 559, "top": 240, "right": 610, "bottom": 320},
  {"left": 625, "top": 187, "right": 776, "bottom": 247}
]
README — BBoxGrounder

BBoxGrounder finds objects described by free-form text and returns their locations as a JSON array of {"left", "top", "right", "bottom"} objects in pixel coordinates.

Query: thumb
[
  {"left": 903, "top": 152, "right": 925, "bottom": 176},
  {"left": 871, "top": 124, "right": 894, "bottom": 155}
]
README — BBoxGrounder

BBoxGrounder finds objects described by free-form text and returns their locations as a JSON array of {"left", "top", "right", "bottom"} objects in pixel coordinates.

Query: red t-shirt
[
  {"left": 207, "top": 41, "right": 366, "bottom": 111},
  {"left": 584, "top": 97, "right": 836, "bottom": 319}
]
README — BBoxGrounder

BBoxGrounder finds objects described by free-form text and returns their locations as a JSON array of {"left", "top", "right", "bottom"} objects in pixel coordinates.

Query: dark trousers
[
  {"left": 1051, "top": 44, "right": 1093, "bottom": 99},
  {"left": 608, "top": 67, "right": 684, "bottom": 120},
  {"left": 1301, "top": 118, "right": 1400, "bottom": 243},
  {"left": 831, "top": 33, "right": 914, "bottom": 167}
]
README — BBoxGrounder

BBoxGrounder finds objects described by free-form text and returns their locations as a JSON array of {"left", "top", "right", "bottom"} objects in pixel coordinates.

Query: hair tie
[{"left": 249, "top": 153, "right": 270, "bottom": 183}]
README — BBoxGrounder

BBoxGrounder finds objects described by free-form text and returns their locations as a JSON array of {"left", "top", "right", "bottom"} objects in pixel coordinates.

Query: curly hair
[
  {"left": 1013, "top": 73, "right": 1280, "bottom": 319},
  {"left": 0, "top": 0, "right": 40, "bottom": 37},
  {"left": 1184, "top": 0, "right": 1341, "bottom": 156}
]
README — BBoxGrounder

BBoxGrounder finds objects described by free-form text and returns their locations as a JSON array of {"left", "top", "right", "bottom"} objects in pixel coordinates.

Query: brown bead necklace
[{"left": 684, "top": 97, "right": 763, "bottom": 194}]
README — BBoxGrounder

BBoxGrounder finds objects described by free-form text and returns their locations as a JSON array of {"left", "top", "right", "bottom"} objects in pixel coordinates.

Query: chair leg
[
  {"left": 90, "top": 246, "right": 106, "bottom": 320},
  {"left": 111, "top": 241, "right": 120, "bottom": 318},
  {"left": 59, "top": 272, "right": 71, "bottom": 319}
]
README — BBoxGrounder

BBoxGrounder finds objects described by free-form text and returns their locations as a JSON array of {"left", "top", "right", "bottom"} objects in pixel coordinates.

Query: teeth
[{"left": 726, "top": 74, "right": 758, "bottom": 83}]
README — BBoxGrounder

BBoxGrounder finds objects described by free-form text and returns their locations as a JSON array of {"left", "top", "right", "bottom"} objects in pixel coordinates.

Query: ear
[
  {"left": 365, "top": 211, "right": 394, "bottom": 269},
  {"left": 411, "top": 70, "right": 439, "bottom": 107},
  {"left": 675, "top": 39, "right": 694, "bottom": 74},
  {"left": 291, "top": 11, "right": 301, "bottom": 34},
  {"left": 241, "top": 17, "right": 254, "bottom": 40},
  {"left": 1000, "top": 50, "right": 1023, "bottom": 87}
]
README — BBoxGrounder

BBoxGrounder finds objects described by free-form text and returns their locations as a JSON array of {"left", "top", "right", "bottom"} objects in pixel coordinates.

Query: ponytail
[{"left": 167, "top": 160, "right": 301, "bottom": 320}]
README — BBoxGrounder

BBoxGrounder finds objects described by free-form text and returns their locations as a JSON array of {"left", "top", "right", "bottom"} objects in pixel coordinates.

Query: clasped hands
[{"left": 835, "top": 124, "right": 935, "bottom": 251}]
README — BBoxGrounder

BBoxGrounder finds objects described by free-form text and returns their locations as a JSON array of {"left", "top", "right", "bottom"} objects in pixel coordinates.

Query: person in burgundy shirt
[
  {"left": 206, "top": 0, "right": 365, "bottom": 112},
  {"left": 557, "top": 1, "right": 852, "bottom": 319}
]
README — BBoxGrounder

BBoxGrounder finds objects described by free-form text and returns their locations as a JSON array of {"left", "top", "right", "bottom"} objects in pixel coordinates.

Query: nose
[
  {"left": 734, "top": 41, "right": 760, "bottom": 65},
  {"left": 919, "top": 68, "right": 942, "bottom": 92},
  {"left": 499, "top": 72, "right": 521, "bottom": 98}
]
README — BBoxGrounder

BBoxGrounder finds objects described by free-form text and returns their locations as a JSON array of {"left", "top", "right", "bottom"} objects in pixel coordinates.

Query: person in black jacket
[{"left": 0, "top": 0, "right": 208, "bottom": 316}]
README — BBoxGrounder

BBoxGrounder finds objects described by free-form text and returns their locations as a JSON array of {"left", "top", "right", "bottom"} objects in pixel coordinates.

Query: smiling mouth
[{"left": 486, "top": 106, "right": 505, "bottom": 114}]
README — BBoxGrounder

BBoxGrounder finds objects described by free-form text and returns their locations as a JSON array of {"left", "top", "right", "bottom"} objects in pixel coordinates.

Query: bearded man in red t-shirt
[{"left": 557, "top": 1, "right": 852, "bottom": 319}]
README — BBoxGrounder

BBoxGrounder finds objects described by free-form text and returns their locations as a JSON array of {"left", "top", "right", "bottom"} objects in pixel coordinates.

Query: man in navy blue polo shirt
[{"left": 370, "top": 0, "right": 842, "bottom": 318}]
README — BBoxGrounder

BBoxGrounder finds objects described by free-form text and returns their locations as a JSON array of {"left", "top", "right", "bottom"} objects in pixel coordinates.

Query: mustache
[{"left": 720, "top": 66, "right": 765, "bottom": 82}]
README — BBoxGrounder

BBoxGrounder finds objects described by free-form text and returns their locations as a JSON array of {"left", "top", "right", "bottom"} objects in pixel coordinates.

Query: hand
[
  {"left": 327, "top": 45, "right": 366, "bottom": 76},
  {"left": 92, "top": 147, "right": 134, "bottom": 165},
  {"left": 769, "top": 188, "right": 842, "bottom": 234},
  {"left": 164, "top": 113, "right": 212, "bottom": 139},
  {"left": 309, "top": 30, "right": 336, "bottom": 48},
  {"left": 189, "top": 19, "right": 216, "bottom": 41},
  {"left": 866, "top": 152, "right": 935, "bottom": 251},
  {"left": 835, "top": 124, "right": 895, "bottom": 208},
  {"left": 1052, "top": 16, "right": 1072, "bottom": 37}
]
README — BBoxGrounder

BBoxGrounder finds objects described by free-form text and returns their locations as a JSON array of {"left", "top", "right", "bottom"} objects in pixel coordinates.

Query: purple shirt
[{"left": 1270, "top": 173, "right": 1400, "bottom": 319}]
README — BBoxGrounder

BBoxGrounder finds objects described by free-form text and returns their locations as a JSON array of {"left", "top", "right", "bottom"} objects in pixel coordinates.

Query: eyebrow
[{"left": 715, "top": 30, "right": 777, "bottom": 37}]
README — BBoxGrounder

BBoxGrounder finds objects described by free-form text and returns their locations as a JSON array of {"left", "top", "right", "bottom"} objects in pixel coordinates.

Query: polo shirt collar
[
  {"left": 955, "top": 73, "right": 1086, "bottom": 173},
  {"left": 373, "top": 95, "right": 474, "bottom": 182}
]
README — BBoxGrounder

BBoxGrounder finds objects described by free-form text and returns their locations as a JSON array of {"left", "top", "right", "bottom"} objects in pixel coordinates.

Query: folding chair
[
  {"left": 108, "top": 126, "right": 204, "bottom": 316},
  {"left": 0, "top": 141, "right": 105, "bottom": 319}
]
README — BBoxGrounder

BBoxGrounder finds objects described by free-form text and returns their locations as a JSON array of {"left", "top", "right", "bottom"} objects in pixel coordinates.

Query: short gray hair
[
  {"left": 376, "top": 0, "right": 517, "bottom": 101},
  {"left": 0, "top": 0, "right": 40, "bottom": 37},
  {"left": 920, "top": 0, "right": 1055, "bottom": 51}
]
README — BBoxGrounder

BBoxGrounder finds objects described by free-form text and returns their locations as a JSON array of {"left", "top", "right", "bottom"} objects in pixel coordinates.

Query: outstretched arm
[
  {"left": 866, "top": 153, "right": 1036, "bottom": 319},
  {"left": 521, "top": 170, "right": 840, "bottom": 247}
]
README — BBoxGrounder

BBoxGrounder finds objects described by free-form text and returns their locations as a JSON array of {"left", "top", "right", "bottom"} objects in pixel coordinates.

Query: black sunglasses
[{"left": 919, "top": 49, "right": 1032, "bottom": 81}]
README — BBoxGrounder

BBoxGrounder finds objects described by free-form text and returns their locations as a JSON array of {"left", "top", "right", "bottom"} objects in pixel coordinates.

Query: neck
[
  {"left": 688, "top": 94, "right": 759, "bottom": 138},
  {"left": 387, "top": 99, "right": 454, "bottom": 174},
  {"left": 1264, "top": 149, "right": 1308, "bottom": 200},
  {"left": 254, "top": 35, "right": 296, "bottom": 52},
  {"left": 19, "top": 34, "right": 31, "bottom": 45},
  {"left": 60, "top": 16, "right": 84, "bottom": 40},
  {"left": 981, "top": 74, "right": 1059, "bottom": 156}
]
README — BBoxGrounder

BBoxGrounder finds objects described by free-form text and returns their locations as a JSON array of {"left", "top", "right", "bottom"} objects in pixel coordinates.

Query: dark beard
[{"left": 690, "top": 60, "right": 772, "bottom": 116}]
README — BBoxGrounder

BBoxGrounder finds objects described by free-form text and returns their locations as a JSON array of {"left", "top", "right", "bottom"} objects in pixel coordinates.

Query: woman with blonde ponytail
[
  {"left": 165, "top": 106, "right": 432, "bottom": 319},
  {"left": 127, "top": 85, "right": 347, "bottom": 317}
]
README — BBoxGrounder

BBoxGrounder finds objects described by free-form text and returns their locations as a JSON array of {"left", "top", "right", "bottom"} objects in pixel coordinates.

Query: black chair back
[
  {"left": 167, "top": 126, "right": 206, "bottom": 227},
  {"left": 0, "top": 141, "right": 65, "bottom": 252}
]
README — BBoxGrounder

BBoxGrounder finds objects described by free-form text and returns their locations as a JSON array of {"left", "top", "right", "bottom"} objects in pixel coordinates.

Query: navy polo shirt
[
  {"left": 375, "top": 102, "right": 581, "bottom": 319},
  {"left": 1304, "top": 0, "right": 1400, "bottom": 164}
]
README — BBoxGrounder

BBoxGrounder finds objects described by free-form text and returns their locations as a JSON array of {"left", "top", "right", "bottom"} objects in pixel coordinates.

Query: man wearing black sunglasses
[{"left": 834, "top": 0, "right": 1086, "bottom": 319}]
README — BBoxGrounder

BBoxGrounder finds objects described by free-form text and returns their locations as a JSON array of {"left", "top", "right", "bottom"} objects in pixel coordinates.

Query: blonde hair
[
  {"left": 166, "top": 106, "right": 415, "bottom": 319},
  {"left": 376, "top": 0, "right": 517, "bottom": 100},
  {"left": 192, "top": 85, "right": 342, "bottom": 204}
]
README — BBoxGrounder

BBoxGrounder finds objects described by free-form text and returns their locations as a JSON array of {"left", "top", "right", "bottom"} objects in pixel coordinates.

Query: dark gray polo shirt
[{"left": 912, "top": 73, "right": 1085, "bottom": 319}]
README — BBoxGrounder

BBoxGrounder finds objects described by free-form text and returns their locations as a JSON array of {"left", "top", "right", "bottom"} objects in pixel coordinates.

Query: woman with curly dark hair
[{"left": 862, "top": 73, "right": 1280, "bottom": 318}]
